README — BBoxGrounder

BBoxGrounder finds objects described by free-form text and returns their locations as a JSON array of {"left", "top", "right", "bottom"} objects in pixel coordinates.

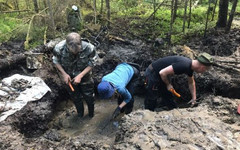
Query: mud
[{"left": 0, "top": 27, "right": 240, "bottom": 149}]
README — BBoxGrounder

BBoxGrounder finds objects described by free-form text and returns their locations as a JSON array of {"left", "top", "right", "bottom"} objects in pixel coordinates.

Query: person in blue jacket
[{"left": 97, "top": 63, "right": 140, "bottom": 119}]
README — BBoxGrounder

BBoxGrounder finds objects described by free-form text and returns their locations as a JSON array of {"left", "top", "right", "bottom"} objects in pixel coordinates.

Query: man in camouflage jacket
[{"left": 52, "top": 32, "right": 98, "bottom": 118}]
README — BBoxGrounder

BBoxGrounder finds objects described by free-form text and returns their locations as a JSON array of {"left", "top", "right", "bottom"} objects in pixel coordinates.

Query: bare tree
[
  {"left": 216, "top": 0, "right": 229, "bottom": 28},
  {"left": 153, "top": 0, "right": 156, "bottom": 19},
  {"left": 211, "top": 0, "right": 218, "bottom": 21},
  {"left": 47, "top": 0, "right": 55, "bottom": 35},
  {"left": 106, "top": 0, "right": 110, "bottom": 28},
  {"left": 100, "top": 0, "right": 103, "bottom": 15},
  {"left": 204, "top": 0, "right": 211, "bottom": 37},
  {"left": 187, "top": 0, "right": 192, "bottom": 28},
  {"left": 32, "top": 0, "right": 39, "bottom": 13},
  {"left": 93, "top": 0, "right": 97, "bottom": 24},
  {"left": 182, "top": 0, "right": 188, "bottom": 32},
  {"left": 169, "top": 0, "right": 175, "bottom": 45},
  {"left": 225, "top": 0, "right": 238, "bottom": 32},
  {"left": 173, "top": 0, "right": 178, "bottom": 22}
]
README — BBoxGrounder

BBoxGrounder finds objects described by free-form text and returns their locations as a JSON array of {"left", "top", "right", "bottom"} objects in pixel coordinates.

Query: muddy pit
[{"left": 0, "top": 29, "right": 240, "bottom": 149}]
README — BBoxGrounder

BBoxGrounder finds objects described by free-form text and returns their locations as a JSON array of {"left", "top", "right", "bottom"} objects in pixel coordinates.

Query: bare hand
[
  {"left": 72, "top": 75, "right": 82, "bottom": 84},
  {"left": 63, "top": 74, "right": 71, "bottom": 84},
  {"left": 167, "top": 84, "right": 173, "bottom": 91}
]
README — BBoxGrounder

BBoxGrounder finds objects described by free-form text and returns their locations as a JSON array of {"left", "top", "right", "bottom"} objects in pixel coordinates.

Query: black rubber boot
[
  {"left": 73, "top": 100, "right": 84, "bottom": 117},
  {"left": 125, "top": 101, "right": 134, "bottom": 114},
  {"left": 88, "top": 104, "right": 94, "bottom": 118}
]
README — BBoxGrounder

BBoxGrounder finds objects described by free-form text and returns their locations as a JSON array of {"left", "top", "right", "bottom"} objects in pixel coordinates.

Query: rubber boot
[
  {"left": 73, "top": 100, "right": 84, "bottom": 117},
  {"left": 125, "top": 100, "right": 134, "bottom": 114},
  {"left": 88, "top": 104, "right": 94, "bottom": 118}
]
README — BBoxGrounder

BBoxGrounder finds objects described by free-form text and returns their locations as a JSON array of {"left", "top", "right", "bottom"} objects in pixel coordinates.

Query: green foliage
[
  {"left": 0, "top": 14, "right": 24, "bottom": 42},
  {"left": 1, "top": 0, "right": 236, "bottom": 48}
]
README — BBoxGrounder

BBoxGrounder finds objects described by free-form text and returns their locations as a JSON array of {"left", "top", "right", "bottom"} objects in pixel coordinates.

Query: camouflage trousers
[{"left": 67, "top": 75, "right": 95, "bottom": 117}]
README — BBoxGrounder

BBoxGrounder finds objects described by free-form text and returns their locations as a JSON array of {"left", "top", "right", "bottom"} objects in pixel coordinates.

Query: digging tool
[
  {"left": 68, "top": 81, "right": 74, "bottom": 92},
  {"left": 169, "top": 88, "right": 199, "bottom": 107},
  {"left": 170, "top": 88, "right": 182, "bottom": 100}
]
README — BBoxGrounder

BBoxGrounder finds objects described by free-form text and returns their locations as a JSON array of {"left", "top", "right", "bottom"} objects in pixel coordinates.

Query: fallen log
[{"left": 0, "top": 54, "right": 26, "bottom": 70}]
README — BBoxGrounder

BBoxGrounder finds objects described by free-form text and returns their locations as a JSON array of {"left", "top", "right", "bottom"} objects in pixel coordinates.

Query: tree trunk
[
  {"left": 216, "top": 0, "right": 229, "bottom": 28},
  {"left": 211, "top": 0, "right": 218, "bottom": 21},
  {"left": 47, "top": 0, "right": 55, "bottom": 35},
  {"left": 105, "top": 0, "right": 110, "bottom": 28},
  {"left": 187, "top": 0, "right": 192, "bottom": 28},
  {"left": 32, "top": 0, "right": 39, "bottom": 13},
  {"left": 225, "top": 0, "right": 238, "bottom": 32},
  {"left": 93, "top": 0, "right": 97, "bottom": 24},
  {"left": 173, "top": 0, "right": 178, "bottom": 22},
  {"left": 153, "top": 0, "right": 156, "bottom": 19},
  {"left": 100, "top": 0, "right": 103, "bottom": 15},
  {"left": 168, "top": 0, "right": 175, "bottom": 45},
  {"left": 182, "top": 0, "right": 188, "bottom": 32},
  {"left": 204, "top": 0, "right": 211, "bottom": 37}
]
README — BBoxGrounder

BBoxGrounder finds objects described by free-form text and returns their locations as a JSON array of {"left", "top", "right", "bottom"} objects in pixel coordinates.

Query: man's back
[{"left": 152, "top": 56, "right": 193, "bottom": 77}]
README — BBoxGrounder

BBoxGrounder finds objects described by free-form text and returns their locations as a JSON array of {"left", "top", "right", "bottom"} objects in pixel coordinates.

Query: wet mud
[{"left": 0, "top": 27, "right": 240, "bottom": 149}]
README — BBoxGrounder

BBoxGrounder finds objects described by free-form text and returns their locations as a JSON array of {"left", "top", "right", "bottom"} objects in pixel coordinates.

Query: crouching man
[
  {"left": 144, "top": 53, "right": 214, "bottom": 111},
  {"left": 97, "top": 63, "right": 140, "bottom": 119}
]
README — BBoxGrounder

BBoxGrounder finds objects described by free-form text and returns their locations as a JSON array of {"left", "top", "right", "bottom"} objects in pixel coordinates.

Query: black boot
[
  {"left": 73, "top": 100, "right": 84, "bottom": 117},
  {"left": 88, "top": 104, "right": 94, "bottom": 118}
]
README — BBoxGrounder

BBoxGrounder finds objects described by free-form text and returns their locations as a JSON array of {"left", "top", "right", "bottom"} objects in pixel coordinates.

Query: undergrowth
[{"left": 0, "top": 0, "right": 239, "bottom": 49}]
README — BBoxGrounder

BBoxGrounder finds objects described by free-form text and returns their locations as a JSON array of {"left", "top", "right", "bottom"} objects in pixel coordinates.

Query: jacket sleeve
[
  {"left": 87, "top": 43, "right": 99, "bottom": 67},
  {"left": 52, "top": 40, "right": 66, "bottom": 64},
  {"left": 118, "top": 87, "right": 132, "bottom": 103}
]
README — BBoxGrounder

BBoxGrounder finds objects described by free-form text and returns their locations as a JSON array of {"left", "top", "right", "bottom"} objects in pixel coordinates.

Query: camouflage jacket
[{"left": 52, "top": 39, "right": 98, "bottom": 77}]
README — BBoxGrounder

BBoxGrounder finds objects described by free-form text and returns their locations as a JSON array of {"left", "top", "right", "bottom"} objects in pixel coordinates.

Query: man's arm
[
  {"left": 72, "top": 66, "right": 92, "bottom": 84},
  {"left": 112, "top": 88, "right": 130, "bottom": 119},
  {"left": 159, "top": 65, "right": 175, "bottom": 90},
  {"left": 55, "top": 63, "right": 71, "bottom": 84},
  {"left": 188, "top": 76, "right": 196, "bottom": 103}
]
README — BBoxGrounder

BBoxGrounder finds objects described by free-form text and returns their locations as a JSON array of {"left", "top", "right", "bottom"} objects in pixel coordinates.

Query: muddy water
[{"left": 49, "top": 96, "right": 145, "bottom": 144}]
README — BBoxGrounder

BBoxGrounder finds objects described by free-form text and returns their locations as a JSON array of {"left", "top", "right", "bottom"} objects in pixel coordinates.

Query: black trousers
[
  {"left": 144, "top": 67, "right": 176, "bottom": 111},
  {"left": 118, "top": 65, "right": 140, "bottom": 114}
]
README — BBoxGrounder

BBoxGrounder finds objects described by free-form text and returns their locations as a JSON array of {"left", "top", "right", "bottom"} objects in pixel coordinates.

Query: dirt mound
[
  {"left": 186, "top": 28, "right": 240, "bottom": 56},
  {"left": 0, "top": 28, "right": 240, "bottom": 149},
  {"left": 115, "top": 97, "right": 240, "bottom": 149}
]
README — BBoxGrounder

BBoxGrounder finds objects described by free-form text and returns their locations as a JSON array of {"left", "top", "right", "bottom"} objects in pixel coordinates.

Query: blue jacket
[{"left": 102, "top": 63, "right": 134, "bottom": 103}]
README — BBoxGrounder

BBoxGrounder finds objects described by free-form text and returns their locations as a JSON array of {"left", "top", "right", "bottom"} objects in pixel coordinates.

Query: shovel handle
[
  {"left": 170, "top": 88, "right": 181, "bottom": 98},
  {"left": 68, "top": 81, "right": 75, "bottom": 92}
]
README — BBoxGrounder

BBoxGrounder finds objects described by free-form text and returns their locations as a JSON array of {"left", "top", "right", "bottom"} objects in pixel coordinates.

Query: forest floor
[{"left": 0, "top": 20, "right": 240, "bottom": 149}]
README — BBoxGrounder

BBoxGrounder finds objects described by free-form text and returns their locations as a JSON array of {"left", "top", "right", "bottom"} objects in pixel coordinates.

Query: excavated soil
[{"left": 0, "top": 27, "right": 240, "bottom": 149}]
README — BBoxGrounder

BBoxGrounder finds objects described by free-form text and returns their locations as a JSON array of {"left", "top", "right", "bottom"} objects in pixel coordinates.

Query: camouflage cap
[{"left": 197, "top": 52, "right": 214, "bottom": 66}]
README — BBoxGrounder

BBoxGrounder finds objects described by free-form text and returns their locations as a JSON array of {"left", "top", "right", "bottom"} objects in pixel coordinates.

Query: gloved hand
[{"left": 112, "top": 106, "right": 121, "bottom": 119}]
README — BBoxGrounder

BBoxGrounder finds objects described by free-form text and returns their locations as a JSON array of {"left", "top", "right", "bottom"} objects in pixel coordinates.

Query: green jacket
[{"left": 52, "top": 40, "right": 98, "bottom": 77}]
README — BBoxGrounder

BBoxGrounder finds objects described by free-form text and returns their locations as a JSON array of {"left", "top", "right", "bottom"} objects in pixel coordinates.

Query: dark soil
[{"left": 0, "top": 26, "right": 239, "bottom": 149}]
